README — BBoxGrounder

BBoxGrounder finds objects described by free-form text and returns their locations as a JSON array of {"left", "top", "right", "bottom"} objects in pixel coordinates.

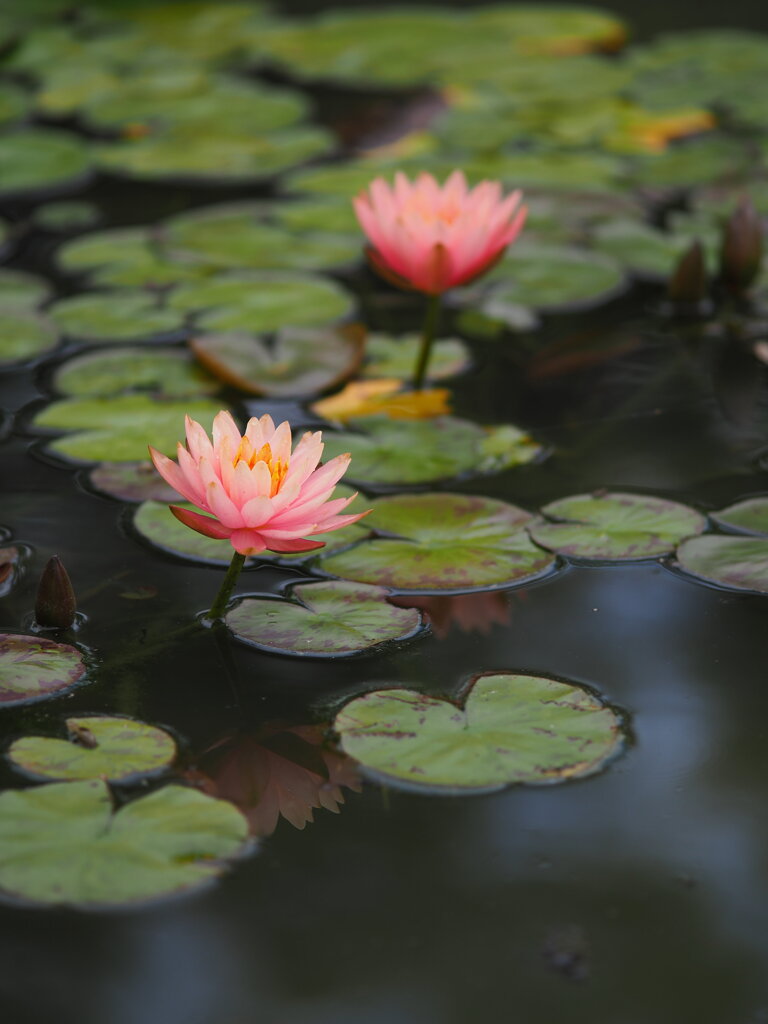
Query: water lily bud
[
  {"left": 667, "top": 240, "right": 708, "bottom": 307},
  {"left": 719, "top": 198, "right": 764, "bottom": 294},
  {"left": 35, "top": 555, "right": 77, "bottom": 629}
]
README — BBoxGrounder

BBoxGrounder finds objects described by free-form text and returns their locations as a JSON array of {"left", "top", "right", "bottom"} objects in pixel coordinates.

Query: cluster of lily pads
[{"left": 4, "top": 0, "right": 768, "bottom": 911}]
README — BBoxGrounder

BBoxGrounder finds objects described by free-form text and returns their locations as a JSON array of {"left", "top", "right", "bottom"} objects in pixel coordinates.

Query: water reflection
[
  {"left": 390, "top": 589, "right": 513, "bottom": 639},
  {"left": 187, "top": 722, "right": 361, "bottom": 837}
]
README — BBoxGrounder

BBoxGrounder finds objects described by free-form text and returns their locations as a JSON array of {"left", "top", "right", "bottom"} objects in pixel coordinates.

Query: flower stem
[
  {"left": 208, "top": 551, "right": 246, "bottom": 621},
  {"left": 413, "top": 293, "right": 441, "bottom": 391}
]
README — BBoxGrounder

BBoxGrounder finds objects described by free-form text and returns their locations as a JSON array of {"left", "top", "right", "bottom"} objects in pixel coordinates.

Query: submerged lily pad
[
  {"left": 320, "top": 416, "right": 540, "bottom": 486},
  {"left": 33, "top": 395, "right": 222, "bottom": 463},
  {"left": 0, "top": 128, "right": 91, "bottom": 195},
  {"left": 48, "top": 291, "right": 183, "bottom": 343},
  {"left": 676, "top": 536, "right": 768, "bottom": 593},
  {"left": 0, "top": 634, "right": 86, "bottom": 707},
  {"left": 710, "top": 497, "right": 768, "bottom": 536},
  {"left": 89, "top": 462, "right": 179, "bottom": 503},
  {"left": 0, "top": 780, "right": 249, "bottom": 908},
  {"left": 226, "top": 581, "right": 423, "bottom": 656},
  {"left": 529, "top": 492, "right": 706, "bottom": 560},
  {"left": 52, "top": 346, "right": 219, "bottom": 398},
  {"left": 335, "top": 671, "right": 624, "bottom": 793},
  {"left": 361, "top": 334, "right": 471, "bottom": 381},
  {"left": 319, "top": 492, "right": 555, "bottom": 592},
  {"left": 0, "top": 311, "right": 58, "bottom": 367},
  {"left": 7, "top": 716, "right": 177, "bottom": 782},
  {"left": 32, "top": 200, "right": 100, "bottom": 232},
  {"left": 190, "top": 326, "right": 362, "bottom": 397},
  {"left": 170, "top": 271, "right": 353, "bottom": 333}
]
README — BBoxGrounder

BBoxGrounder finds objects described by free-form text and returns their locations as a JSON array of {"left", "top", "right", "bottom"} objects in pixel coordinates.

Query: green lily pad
[
  {"left": 0, "top": 269, "right": 50, "bottom": 311},
  {"left": 273, "top": 197, "right": 360, "bottom": 235},
  {"left": 48, "top": 291, "right": 184, "bottom": 343},
  {"left": 0, "top": 634, "right": 86, "bottom": 707},
  {"left": 0, "top": 128, "right": 91, "bottom": 195},
  {"left": 318, "top": 492, "right": 555, "bottom": 592},
  {"left": 361, "top": 334, "right": 471, "bottom": 381},
  {"left": 0, "top": 311, "right": 58, "bottom": 367},
  {"left": 132, "top": 500, "right": 242, "bottom": 564},
  {"left": 676, "top": 535, "right": 768, "bottom": 593},
  {"left": 170, "top": 271, "right": 353, "bottom": 333},
  {"left": 57, "top": 228, "right": 201, "bottom": 289},
  {"left": 33, "top": 395, "right": 222, "bottom": 463},
  {"left": 52, "top": 346, "right": 220, "bottom": 399},
  {"left": 95, "top": 125, "right": 332, "bottom": 183},
  {"left": 7, "top": 715, "right": 177, "bottom": 782},
  {"left": 89, "top": 462, "right": 179, "bottom": 503},
  {"left": 320, "top": 417, "right": 541, "bottom": 487},
  {"left": 334, "top": 671, "right": 624, "bottom": 793},
  {"left": 226, "top": 581, "right": 423, "bottom": 657},
  {"left": 628, "top": 137, "right": 753, "bottom": 188},
  {"left": 529, "top": 492, "right": 706, "bottom": 560},
  {"left": 0, "top": 82, "right": 32, "bottom": 125},
  {"left": 590, "top": 218, "right": 714, "bottom": 279},
  {"left": 710, "top": 497, "right": 768, "bottom": 535},
  {"left": 32, "top": 200, "right": 100, "bottom": 232},
  {"left": 482, "top": 244, "right": 626, "bottom": 312},
  {"left": 190, "top": 326, "right": 362, "bottom": 398},
  {"left": 0, "top": 780, "right": 249, "bottom": 908}
]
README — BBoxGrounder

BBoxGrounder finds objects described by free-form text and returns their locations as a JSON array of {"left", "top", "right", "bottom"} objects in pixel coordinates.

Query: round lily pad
[
  {"left": 676, "top": 536, "right": 768, "bottom": 593},
  {"left": 0, "top": 311, "right": 58, "bottom": 367},
  {"left": 483, "top": 244, "right": 626, "bottom": 312},
  {"left": 190, "top": 326, "right": 362, "bottom": 397},
  {"left": 226, "top": 581, "right": 423, "bottom": 657},
  {"left": 0, "top": 634, "right": 86, "bottom": 707},
  {"left": 318, "top": 492, "right": 556, "bottom": 592},
  {"left": 33, "top": 395, "right": 222, "bottom": 463},
  {"left": 56, "top": 227, "right": 201, "bottom": 289},
  {"left": 0, "top": 128, "right": 91, "bottom": 196},
  {"left": 33, "top": 200, "right": 100, "bottom": 232},
  {"left": 0, "top": 780, "right": 249, "bottom": 908},
  {"left": 48, "top": 291, "right": 183, "bottom": 343},
  {"left": 89, "top": 462, "right": 179, "bottom": 503},
  {"left": 7, "top": 715, "right": 177, "bottom": 782},
  {"left": 133, "top": 500, "right": 248, "bottom": 565},
  {"left": 170, "top": 271, "right": 353, "bottom": 334},
  {"left": 710, "top": 497, "right": 768, "bottom": 536},
  {"left": 361, "top": 334, "right": 471, "bottom": 381},
  {"left": 591, "top": 219, "right": 714, "bottom": 279},
  {"left": 320, "top": 416, "right": 541, "bottom": 487},
  {"left": 0, "top": 269, "right": 50, "bottom": 311},
  {"left": 52, "top": 346, "right": 219, "bottom": 398},
  {"left": 334, "top": 671, "right": 624, "bottom": 793},
  {"left": 529, "top": 492, "right": 706, "bottom": 560}
]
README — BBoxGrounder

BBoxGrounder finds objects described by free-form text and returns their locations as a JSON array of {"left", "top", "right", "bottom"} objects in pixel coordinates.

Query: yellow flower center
[{"left": 233, "top": 438, "right": 287, "bottom": 497}]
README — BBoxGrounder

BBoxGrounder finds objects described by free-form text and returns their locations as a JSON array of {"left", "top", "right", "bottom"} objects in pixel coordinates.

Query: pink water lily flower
[
  {"left": 149, "top": 411, "right": 368, "bottom": 557},
  {"left": 353, "top": 169, "right": 527, "bottom": 295}
]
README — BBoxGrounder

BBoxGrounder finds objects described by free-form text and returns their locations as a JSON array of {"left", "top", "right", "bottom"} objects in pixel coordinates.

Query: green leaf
[
  {"left": 318, "top": 492, "right": 555, "bottom": 592},
  {"left": 676, "top": 536, "right": 768, "bottom": 593},
  {"left": 57, "top": 227, "right": 203, "bottom": 288},
  {"left": 48, "top": 291, "right": 184, "bottom": 342},
  {"left": 52, "top": 346, "right": 220, "bottom": 398},
  {"left": 170, "top": 271, "right": 353, "bottom": 333},
  {"left": 0, "top": 128, "right": 91, "bottom": 195},
  {"left": 361, "top": 333, "right": 471, "bottom": 381},
  {"left": 320, "top": 416, "right": 541, "bottom": 486},
  {"left": 0, "top": 311, "right": 58, "bottom": 367},
  {"left": 0, "top": 633, "right": 86, "bottom": 707},
  {"left": 226, "top": 581, "right": 423, "bottom": 656},
  {"left": 32, "top": 200, "right": 100, "bottom": 232},
  {"left": 133, "top": 500, "right": 244, "bottom": 564},
  {"left": 8, "top": 716, "right": 177, "bottom": 782},
  {"left": 628, "top": 136, "right": 753, "bottom": 188},
  {"left": 334, "top": 671, "right": 624, "bottom": 793},
  {"left": 190, "top": 327, "right": 362, "bottom": 397},
  {"left": 529, "top": 491, "right": 706, "bottom": 560},
  {"left": 0, "top": 269, "right": 51, "bottom": 311},
  {"left": 33, "top": 395, "right": 222, "bottom": 463},
  {"left": 0, "top": 780, "right": 249, "bottom": 907},
  {"left": 89, "top": 462, "right": 178, "bottom": 503},
  {"left": 710, "top": 497, "right": 768, "bottom": 536}
]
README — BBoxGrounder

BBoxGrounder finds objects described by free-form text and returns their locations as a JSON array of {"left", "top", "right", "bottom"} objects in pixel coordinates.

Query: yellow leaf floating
[{"left": 311, "top": 378, "right": 451, "bottom": 423}]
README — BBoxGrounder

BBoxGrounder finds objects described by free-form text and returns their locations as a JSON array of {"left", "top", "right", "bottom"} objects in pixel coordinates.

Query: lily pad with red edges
[
  {"left": 7, "top": 715, "right": 177, "bottom": 783},
  {"left": 88, "top": 462, "right": 178, "bottom": 503},
  {"left": 190, "top": 326, "right": 363, "bottom": 398},
  {"left": 318, "top": 492, "right": 556, "bottom": 592},
  {"left": 528, "top": 491, "right": 706, "bottom": 560},
  {"left": 334, "top": 671, "right": 625, "bottom": 794},
  {"left": 0, "top": 634, "right": 86, "bottom": 707},
  {"left": 226, "top": 580, "right": 424, "bottom": 657}
]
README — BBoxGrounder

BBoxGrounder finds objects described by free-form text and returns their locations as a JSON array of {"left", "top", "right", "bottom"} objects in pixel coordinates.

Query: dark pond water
[{"left": 3, "top": 1, "right": 768, "bottom": 1023}]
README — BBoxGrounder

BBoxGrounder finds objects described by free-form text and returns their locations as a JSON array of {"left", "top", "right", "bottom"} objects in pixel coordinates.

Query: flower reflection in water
[
  {"left": 187, "top": 723, "right": 362, "bottom": 838},
  {"left": 390, "top": 589, "right": 513, "bottom": 640}
]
